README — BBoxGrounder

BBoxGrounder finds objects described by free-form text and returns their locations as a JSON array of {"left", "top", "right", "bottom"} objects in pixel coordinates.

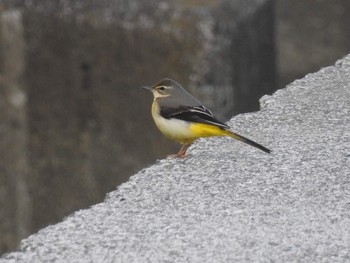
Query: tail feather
[{"left": 224, "top": 130, "right": 271, "bottom": 154}]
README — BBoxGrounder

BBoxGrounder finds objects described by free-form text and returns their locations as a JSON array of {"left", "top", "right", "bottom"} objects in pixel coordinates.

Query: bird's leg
[{"left": 176, "top": 143, "right": 192, "bottom": 158}]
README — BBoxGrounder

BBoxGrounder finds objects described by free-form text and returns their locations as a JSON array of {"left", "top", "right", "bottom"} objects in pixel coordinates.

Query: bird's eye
[{"left": 158, "top": 86, "right": 165, "bottom": 91}]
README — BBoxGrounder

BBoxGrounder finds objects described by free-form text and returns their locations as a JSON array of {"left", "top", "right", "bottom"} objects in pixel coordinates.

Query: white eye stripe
[{"left": 153, "top": 91, "right": 170, "bottom": 99}]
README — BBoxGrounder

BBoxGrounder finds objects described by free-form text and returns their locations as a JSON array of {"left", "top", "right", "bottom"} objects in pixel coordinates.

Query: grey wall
[{"left": 276, "top": 0, "right": 350, "bottom": 86}]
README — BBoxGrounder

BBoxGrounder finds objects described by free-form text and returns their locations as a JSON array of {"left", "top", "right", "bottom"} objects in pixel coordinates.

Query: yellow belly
[
  {"left": 189, "top": 122, "right": 228, "bottom": 138},
  {"left": 151, "top": 101, "right": 227, "bottom": 144}
]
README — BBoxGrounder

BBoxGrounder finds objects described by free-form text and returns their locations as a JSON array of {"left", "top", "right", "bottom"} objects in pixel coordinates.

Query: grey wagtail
[{"left": 143, "top": 78, "right": 271, "bottom": 157}]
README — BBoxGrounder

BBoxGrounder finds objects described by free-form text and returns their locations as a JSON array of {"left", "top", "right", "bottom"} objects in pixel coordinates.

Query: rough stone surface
[
  {"left": 1, "top": 54, "right": 349, "bottom": 262},
  {"left": 0, "top": 0, "right": 275, "bottom": 254}
]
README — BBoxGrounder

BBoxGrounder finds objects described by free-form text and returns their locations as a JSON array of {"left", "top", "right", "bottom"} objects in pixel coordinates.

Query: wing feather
[{"left": 160, "top": 105, "right": 230, "bottom": 130}]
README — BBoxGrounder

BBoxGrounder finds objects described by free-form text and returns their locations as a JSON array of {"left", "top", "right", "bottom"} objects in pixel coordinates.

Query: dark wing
[{"left": 160, "top": 105, "right": 230, "bottom": 130}]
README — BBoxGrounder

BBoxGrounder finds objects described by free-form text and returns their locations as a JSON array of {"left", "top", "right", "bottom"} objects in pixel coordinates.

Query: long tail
[{"left": 223, "top": 130, "right": 271, "bottom": 154}]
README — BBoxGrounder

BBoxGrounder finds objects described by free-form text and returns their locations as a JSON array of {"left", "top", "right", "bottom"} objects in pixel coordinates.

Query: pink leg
[{"left": 175, "top": 143, "right": 192, "bottom": 158}]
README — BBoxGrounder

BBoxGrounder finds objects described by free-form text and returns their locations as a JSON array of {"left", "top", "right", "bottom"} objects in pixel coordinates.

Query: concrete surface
[{"left": 1, "top": 54, "right": 350, "bottom": 262}]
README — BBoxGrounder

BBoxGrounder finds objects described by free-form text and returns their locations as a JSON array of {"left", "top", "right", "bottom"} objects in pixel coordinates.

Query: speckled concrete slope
[{"left": 2, "top": 55, "right": 350, "bottom": 262}]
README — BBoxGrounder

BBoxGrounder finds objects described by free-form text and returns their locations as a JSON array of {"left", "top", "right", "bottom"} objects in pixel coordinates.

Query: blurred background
[{"left": 0, "top": 0, "right": 349, "bottom": 255}]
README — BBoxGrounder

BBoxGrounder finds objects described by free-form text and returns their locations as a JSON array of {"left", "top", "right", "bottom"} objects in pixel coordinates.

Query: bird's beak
[{"left": 141, "top": 86, "right": 152, "bottom": 91}]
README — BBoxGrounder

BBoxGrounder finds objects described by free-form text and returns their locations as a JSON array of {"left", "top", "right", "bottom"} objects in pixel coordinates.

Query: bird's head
[{"left": 142, "top": 78, "right": 182, "bottom": 99}]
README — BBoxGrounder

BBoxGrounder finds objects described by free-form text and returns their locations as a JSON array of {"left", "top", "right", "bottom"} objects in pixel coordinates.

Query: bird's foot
[{"left": 167, "top": 143, "right": 192, "bottom": 158}]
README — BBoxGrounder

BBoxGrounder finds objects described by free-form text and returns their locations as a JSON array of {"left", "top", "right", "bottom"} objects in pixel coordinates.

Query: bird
[{"left": 143, "top": 78, "right": 271, "bottom": 157}]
